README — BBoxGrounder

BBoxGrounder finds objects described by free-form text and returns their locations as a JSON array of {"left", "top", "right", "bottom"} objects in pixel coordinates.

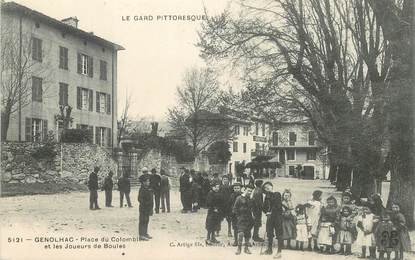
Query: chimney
[{"left": 61, "top": 17, "right": 79, "bottom": 28}]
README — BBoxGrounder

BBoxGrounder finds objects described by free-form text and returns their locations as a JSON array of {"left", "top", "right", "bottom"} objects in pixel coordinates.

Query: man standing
[
  {"left": 102, "top": 171, "right": 114, "bottom": 207},
  {"left": 262, "top": 182, "right": 284, "bottom": 258},
  {"left": 118, "top": 172, "right": 132, "bottom": 208},
  {"left": 219, "top": 175, "right": 234, "bottom": 237},
  {"left": 179, "top": 168, "right": 192, "bottom": 213},
  {"left": 138, "top": 175, "right": 154, "bottom": 241},
  {"left": 160, "top": 169, "right": 170, "bottom": 213},
  {"left": 150, "top": 168, "right": 161, "bottom": 214},
  {"left": 233, "top": 185, "right": 255, "bottom": 255},
  {"left": 88, "top": 166, "right": 100, "bottom": 210},
  {"left": 252, "top": 179, "right": 264, "bottom": 242},
  {"left": 138, "top": 167, "right": 151, "bottom": 184}
]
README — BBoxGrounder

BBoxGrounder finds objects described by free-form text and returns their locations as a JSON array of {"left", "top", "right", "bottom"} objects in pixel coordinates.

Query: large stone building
[
  {"left": 1, "top": 2, "right": 124, "bottom": 148},
  {"left": 269, "top": 121, "right": 329, "bottom": 179}
]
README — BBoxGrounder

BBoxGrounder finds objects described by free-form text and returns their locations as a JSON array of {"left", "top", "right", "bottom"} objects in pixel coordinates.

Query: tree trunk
[
  {"left": 336, "top": 164, "right": 352, "bottom": 191},
  {"left": 328, "top": 164, "right": 337, "bottom": 184},
  {"left": 1, "top": 110, "right": 11, "bottom": 141}
]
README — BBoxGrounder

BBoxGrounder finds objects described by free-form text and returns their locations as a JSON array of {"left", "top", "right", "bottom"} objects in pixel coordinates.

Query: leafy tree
[{"left": 207, "top": 141, "right": 232, "bottom": 164}]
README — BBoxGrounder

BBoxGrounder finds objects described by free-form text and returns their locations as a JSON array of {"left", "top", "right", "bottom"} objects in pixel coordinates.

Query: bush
[{"left": 61, "top": 129, "right": 92, "bottom": 143}]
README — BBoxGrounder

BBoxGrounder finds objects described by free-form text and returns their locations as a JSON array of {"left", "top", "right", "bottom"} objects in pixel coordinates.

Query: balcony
[
  {"left": 269, "top": 141, "right": 322, "bottom": 148},
  {"left": 253, "top": 135, "right": 267, "bottom": 142}
]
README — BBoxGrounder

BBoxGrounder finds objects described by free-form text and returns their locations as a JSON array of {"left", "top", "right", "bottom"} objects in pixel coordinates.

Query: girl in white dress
[
  {"left": 305, "top": 190, "right": 322, "bottom": 251},
  {"left": 355, "top": 205, "right": 377, "bottom": 258},
  {"left": 294, "top": 204, "right": 310, "bottom": 251}
]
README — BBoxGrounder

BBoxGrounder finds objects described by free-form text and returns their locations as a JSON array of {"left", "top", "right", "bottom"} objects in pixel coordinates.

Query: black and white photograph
[{"left": 0, "top": 0, "right": 414, "bottom": 259}]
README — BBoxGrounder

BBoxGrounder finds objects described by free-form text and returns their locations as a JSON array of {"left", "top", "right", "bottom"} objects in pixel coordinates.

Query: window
[
  {"left": 233, "top": 142, "right": 238, "bottom": 152},
  {"left": 255, "top": 142, "right": 260, "bottom": 151},
  {"left": 289, "top": 166, "right": 295, "bottom": 176},
  {"left": 234, "top": 125, "right": 240, "bottom": 136},
  {"left": 95, "top": 127, "right": 111, "bottom": 146},
  {"left": 272, "top": 132, "right": 279, "bottom": 146},
  {"left": 289, "top": 132, "right": 297, "bottom": 146},
  {"left": 96, "top": 92, "right": 111, "bottom": 114},
  {"left": 25, "top": 118, "right": 47, "bottom": 142},
  {"left": 100, "top": 60, "right": 107, "bottom": 80},
  {"left": 77, "top": 53, "right": 93, "bottom": 77},
  {"left": 309, "top": 131, "right": 316, "bottom": 145},
  {"left": 59, "top": 83, "right": 68, "bottom": 106},
  {"left": 262, "top": 144, "right": 265, "bottom": 151},
  {"left": 76, "top": 124, "right": 93, "bottom": 143},
  {"left": 77, "top": 87, "right": 93, "bottom": 111},
  {"left": 243, "top": 143, "right": 247, "bottom": 153},
  {"left": 287, "top": 149, "right": 296, "bottom": 161},
  {"left": 243, "top": 126, "right": 249, "bottom": 136},
  {"left": 307, "top": 150, "right": 317, "bottom": 160},
  {"left": 59, "top": 46, "right": 68, "bottom": 69},
  {"left": 255, "top": 122, "right": 259, "bottom": 136},
  {"left": 262, "top": 123, "right": 266, "bottom": 136},
  {"left": 32, "top": 37, "right": 42, "bottom": 61},
  {"left": 32, "top": 77, "right": 42, "bottom": 102}
]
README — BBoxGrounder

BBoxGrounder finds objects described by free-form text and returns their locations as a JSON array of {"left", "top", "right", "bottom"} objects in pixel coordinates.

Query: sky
[{"left": 13, "top": 0, "right": 233, "bottom": 121}]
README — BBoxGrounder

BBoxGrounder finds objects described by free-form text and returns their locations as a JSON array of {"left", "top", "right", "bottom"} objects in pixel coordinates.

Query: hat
[
  {"left": 140, "top": 174, "right": 150, "bottom": 182},
  {"left": 245, "top": 184, "right": 255, "bottom": 190},
  {"left": 262, "top": 181, "right": 273, "bottom": 189},
  {"left": 142, "top": 167, "right": 148, "bottom": 173},
  {"left": 254, "top": 179, "right": 264, "bottom": 187},
  {"left": 232, "top": 182, "right": 242, "bottom": 188},
  {"left": 151, "top": 168, "right": 157, "bottom": 173},
  {"left": 211, "top": 180, "right": 221, "bottom": 187}
]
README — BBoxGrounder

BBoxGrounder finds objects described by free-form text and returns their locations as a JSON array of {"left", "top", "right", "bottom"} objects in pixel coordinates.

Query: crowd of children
[{"left": 203, "top": 175, "right": 412, "bottom": 259}]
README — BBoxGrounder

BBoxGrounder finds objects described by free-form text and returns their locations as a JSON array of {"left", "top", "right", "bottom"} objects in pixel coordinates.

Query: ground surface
[{"left": 0, "top": 178, "right": 414, "bottom": 260}]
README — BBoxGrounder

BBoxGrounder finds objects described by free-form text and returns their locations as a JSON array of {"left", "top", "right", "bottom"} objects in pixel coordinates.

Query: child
[
  {"left": 219, "top": 175, "right": 234, "bottom": 237},
  {"left": 205, "top": 181, "right": 223, "bottom": 245},
  {"left": 233, "top": 185, "right": 255, "bottom": 255},
  {"left": 337, "top": 206, "right": 355, "bottom": 255},
  {"left": 138, "top": 175, "right": 154, "bottom": 241},
  {"left": 294, "top": 204, "right": 310, "bottom": 251},
  {"left": 251, "top": 179, "right": 264, "bottom": 242},
  {"left": 262, "top": 182, "right": 284, "bottom": 258},
  {"left": 390, "top": 202, "right": 412, "bottom": 260},
  {"left": 356, "top": 205, "right": 377, "bottom": 259},
  {"left": 317, "top": 195, "right": 339, "bottom": 254},
  {"left": 375, "top": 214, "right": 397, "bottom": 260},
  {"left": 191, "top": 171, "right": 201, "bottom": 213},
  {"left": 230, "top": 182, "right": 243, "bottom": 246},
  {"left": 305, "top": 190, "right": 323, "bottom": 251},
  {"left": 369, "top": 193, "right": 386, "bottom": 217},
  {"left": 281, "top": 189, "right": 296, "bottom": 249}
]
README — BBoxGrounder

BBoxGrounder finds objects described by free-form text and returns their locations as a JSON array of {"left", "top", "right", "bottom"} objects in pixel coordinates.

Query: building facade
[
  {"left": 2, "top": 2, "right": 124, "bottom": 148},
  {"left": 269, "top": 121, "right": 328, "bottom": 179}
]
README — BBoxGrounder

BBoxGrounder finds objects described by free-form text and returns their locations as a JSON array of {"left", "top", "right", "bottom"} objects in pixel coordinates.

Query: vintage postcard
[{"left": 1, "top": 0, "right": 414, "bottom": 259}]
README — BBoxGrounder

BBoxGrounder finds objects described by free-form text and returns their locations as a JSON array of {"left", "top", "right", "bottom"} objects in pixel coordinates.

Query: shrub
[{"left": 61, "top": 129, "right": 92, "bottom": 143}]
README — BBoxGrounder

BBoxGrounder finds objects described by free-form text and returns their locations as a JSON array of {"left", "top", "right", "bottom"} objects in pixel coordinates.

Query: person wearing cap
[
  {"left": 138, "top": 167, "right": 151, "bottom": 184},
  {"left": 179, "top": 168, "right": 193, "bottom": 213},
  {"left": 150, "top": 168, "right": 162, "bottom": 214},
  {"left": 88, "top": 166, "right": 100, "bottom": 210},
  {"left": 138, "top": 175, "right": 154, "bottom": 241},
  {"left": 251, "top": 179, "right": 264, "bottom": 242},
  {"left": 118, "top": 171, "right": 132, "bottom": 208},
  {"left": 262, "top": 181, "right": 284, "bottom": 258},
  {"left": 205, "top": 180, "right": 224, "bottom": 245},
  {"left": 233, "top": 184, "right": 255, "bottom": 255},
  {"left": 102, "top": 171, "right": 114, "bottom": 207},
  {"left": 219, "top": 175, "right": 233, "bottom": 237},
  {"left": 230, "top": 182, "right": 243, "bottom": 246}
]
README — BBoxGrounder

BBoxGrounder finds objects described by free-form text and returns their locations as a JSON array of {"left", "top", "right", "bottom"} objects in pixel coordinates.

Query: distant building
[
  {"left": 269, "top": 121, "right": 328, "bottom": 179},
  {"left": 1, "top": 2, "right": 124, "bottom": 148}
]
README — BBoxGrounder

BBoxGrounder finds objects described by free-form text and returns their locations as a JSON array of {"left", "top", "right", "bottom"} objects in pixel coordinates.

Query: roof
[{"left": 2, "top": 1, "right": 125, "bottom": 51}]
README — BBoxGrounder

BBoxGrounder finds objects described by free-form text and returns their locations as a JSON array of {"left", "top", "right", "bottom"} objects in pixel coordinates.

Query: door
[{"left": 303, "top": 166, "right": 315, "bottom": 180}]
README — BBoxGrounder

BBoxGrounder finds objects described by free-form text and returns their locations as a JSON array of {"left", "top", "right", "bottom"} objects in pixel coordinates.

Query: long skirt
[
  {"left": 296, "top": 224, "right": 310, "bottom": 242},
  {"left": 336, "top": 230, "right": 353, "bottom": 244},
  {"left": 317, "top": 222, "right": 334, "bottom": 246},
  {"left": 281, "top": 218, "right": 296, "bottom": 239},
  {"left": 356, "top": 230, "right": 375, "bottom": 247}
]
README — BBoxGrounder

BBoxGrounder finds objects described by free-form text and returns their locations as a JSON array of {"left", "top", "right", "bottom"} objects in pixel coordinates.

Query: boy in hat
[
  {"left": 230, "top": 182, "right": 243, "bottom": 246},
  {"left": 102, "top": 171, "right": 114, "bottom": 207},
  {"left": 205, "top": 180, "right": 224, "bottom": 245},
  {"left": 219, "top": 175, "right": 233, "bottom": 237},
  {"left": 233, "top": 184, "right": 255, "bottom": 255},
  {"left": 252, "top": 179, "right": 264, "bottom": 242},
  {"left": 138, "top": 175, "right": 154, "bottom": 241},
  {"left": 262, "top": 181, "right": 284, "bottom": 258}
]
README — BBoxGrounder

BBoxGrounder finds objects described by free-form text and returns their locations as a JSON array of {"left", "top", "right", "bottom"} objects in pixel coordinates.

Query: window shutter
[
  {"left": 77, "top": 53, "right": 82, "bottom": 74},
  {"left": 42, "top": 120, "right": 48, "bottom": 141},
  {"left": 107, "top": 128, "right": 112, "bottom": 147},
  {"left": 76, "top": 87, "right": 81, "bottom": 109},
  {"left": 88, "top": 126, "right": 93, "bottom": 143},
  {"left": 95, "top": 126, "right": 100, "bottom": 145},
  {"left": 25, "top": 118, "right": 32, "bottom": 141},
  {"left": 96, "top": 92, "right": 100, "bottom": 113},
  {"left": 39, "top": 78, "right": 43, "bottom": 102},
  {"left": 88, "top": 56, "right": 93, "bottom": 77},
  {"left": 106, "top": 94, "right": 111, "bottom": 114},
  {"left": 88, "top": 89, "right": 93, "bottom": 111},
  {"left": 38, "top": 39, "right": 43, "bottom": 62},
  {"left": 32, "top": 78, "right": 36, "bottom": 101}
]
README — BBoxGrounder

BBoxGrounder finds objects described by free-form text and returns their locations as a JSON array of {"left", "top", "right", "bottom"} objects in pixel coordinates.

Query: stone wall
[{"left": 1, "top": 142, "right": 117, "bottom": 187}]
